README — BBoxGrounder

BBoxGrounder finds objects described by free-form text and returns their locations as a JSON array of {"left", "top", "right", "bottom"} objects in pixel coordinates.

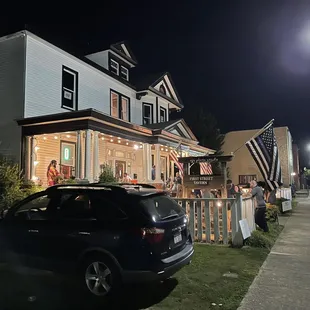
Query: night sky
[{"left": 1, "top": 1, "right": 310, "bottom": 165}]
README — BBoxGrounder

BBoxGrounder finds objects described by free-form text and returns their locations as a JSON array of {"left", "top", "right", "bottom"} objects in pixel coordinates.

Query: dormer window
[
  {"left": 110, "top": 59, "right": 119, "bottom": 75},
  {"left": 120, "top": 66, "right": 129, "bottom": 81}
]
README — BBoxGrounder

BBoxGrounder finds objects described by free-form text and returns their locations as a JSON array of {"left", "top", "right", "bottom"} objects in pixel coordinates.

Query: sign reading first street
[{"left": 183, "top": 175, "right": 214, "bottom": 185}]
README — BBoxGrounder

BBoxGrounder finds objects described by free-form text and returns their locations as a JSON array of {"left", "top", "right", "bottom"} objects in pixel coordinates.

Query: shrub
[
  {"left": 266, "top": 204, "right": 279, "bottom": 222},
  {"left": 0, "top": 159, "right": 25, "bottom": 209},
  {"left": 245, "top": 222, "right": 283, "bottom": 250},
  {"left": 99, "top": 164, "right": 117, "bottom": 184},
  {"left": 245, "top": 230, "right": 273, "bottom": 249}
]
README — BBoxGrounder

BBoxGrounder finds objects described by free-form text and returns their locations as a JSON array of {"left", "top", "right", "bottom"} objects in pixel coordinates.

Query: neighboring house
[
  {"left": 222, "top": 127, "right": 296, "bottom": 187},
  {"left": 0, "top": 30, "right": 214, "bottom": 185}
]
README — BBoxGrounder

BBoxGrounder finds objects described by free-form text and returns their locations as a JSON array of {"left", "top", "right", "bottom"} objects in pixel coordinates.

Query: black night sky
[{"left": 2, "top": 1, "right": 310, "bottom": 165}]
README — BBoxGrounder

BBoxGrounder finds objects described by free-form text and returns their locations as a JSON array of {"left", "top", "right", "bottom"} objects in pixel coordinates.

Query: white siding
[
  {"left": 0, "top": 34, "right": 25, "bottom": 161},
  {"left": 24, "top": 34, "right": 138, "bottom": 122},
  {"left": 85, "top": 50, "right": 109, "bottom": 70}
]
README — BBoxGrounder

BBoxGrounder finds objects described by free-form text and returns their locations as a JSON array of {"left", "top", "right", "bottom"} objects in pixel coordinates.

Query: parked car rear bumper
[{"left": 122, "top": 243, "right": 194, "bottom": 283}]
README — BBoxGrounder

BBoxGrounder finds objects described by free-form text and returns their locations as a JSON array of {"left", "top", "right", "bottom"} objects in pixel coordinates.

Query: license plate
[{"left": 174, "top": 233, "right": 182, "bottom": 244}]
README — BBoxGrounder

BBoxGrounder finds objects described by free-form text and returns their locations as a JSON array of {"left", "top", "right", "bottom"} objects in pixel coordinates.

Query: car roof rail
[
  {"left": 46, "top": 183, "right": 128, "bottom": 193},
  {"left": 110, "top": 183, "right": 157, "bottom": 189}
]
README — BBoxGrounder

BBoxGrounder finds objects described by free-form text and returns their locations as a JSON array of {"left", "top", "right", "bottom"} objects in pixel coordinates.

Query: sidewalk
[{"left": 238, "top": 199, "right": 310, "bottom": 310}]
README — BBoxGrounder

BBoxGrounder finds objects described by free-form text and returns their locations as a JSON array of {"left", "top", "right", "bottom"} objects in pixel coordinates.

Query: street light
[{"left": 291, "top": 172, "right": 296, "bottom": 176}]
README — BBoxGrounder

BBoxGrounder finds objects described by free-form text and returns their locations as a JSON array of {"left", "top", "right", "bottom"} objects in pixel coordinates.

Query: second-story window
[
  {"left": 111, "top": 92, "right": 119, "bottom": 118},
  {"left": 61, "top": 66, "right": 78, "bottom": 111},
  {"left": 110, "top": 59, "right": 119, "bottom": 75},
  {"left": 143, "top": 103, "right": 153, "bottom": 125},
  {"left": 110, "top": 90, "right": 130, "bottom": 121},
  {"left": 121, "top": 97, "right": 129, "bottom": 121},
  {"left": 120, "top": 66, "right": 129, "bottom": 81},
  {"left": 160, "top": 107, "right": 167, "bottom": 122}
]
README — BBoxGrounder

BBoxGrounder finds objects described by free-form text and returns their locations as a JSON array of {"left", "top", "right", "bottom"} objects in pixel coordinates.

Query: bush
[
  {"left": 266, "top": 204, "right": 279, "bottom": 222},
  {"left": 245, "top": 222, "right": 283, "bottom": 250},
  {"left": 245, "top": 230, "right": 273, "bottom": 249},
  {"left": 275, "top": 198, "right": 289, "bottom": 213},
  {"left": 0, "top": 158, "right": 43, "bottom": 210},
  {"left": 0, "top": 159, "right": 26, "bottom": 209},
  {"left": 99, "top": 164, "right": 117, "bottom": 184}
]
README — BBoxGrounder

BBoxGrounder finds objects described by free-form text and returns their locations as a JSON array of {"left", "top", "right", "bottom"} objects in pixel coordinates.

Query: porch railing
[
  {"left": 174, "top": 196, "right": 252, "bottom": 246},
  {"left": 276, "top": 188, "right": 292, "bottom": 200}
]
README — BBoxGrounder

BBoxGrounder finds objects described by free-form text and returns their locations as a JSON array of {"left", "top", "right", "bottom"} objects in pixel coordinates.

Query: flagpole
[{"left": 232, "top": 119, "right": 274, "bottom": 155}]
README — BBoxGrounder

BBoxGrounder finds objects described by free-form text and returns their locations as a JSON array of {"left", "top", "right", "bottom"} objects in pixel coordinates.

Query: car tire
[{"left": 80, "top": 253, "right": 121, "bottom": 298}]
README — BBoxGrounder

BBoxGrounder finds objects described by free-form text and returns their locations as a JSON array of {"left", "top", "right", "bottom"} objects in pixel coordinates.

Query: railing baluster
[
  {"left": 222, "top": 201, "right": 228, "bottom": 244},
  {"left": 213, "top": 202, "right": 220, "bottom": 243},
  {"left": 204, "top": 200, "right": 211, "bottom": 243},
  {"left": 197, "top": 200, "right": 202, "bottom": 242},
  {"left": 231, "top": 200, "right": 237, "bottom": 241},
  {"left": 189, "top": 200, "right": 195, "bottom": 240},
  {"left": 181, "top": 200, "right": 186, "bottom": 212}
]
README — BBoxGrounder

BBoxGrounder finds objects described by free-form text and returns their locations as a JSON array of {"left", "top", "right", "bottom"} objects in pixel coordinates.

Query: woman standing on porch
[{"left": 47, "top": 160, "right": 60, "bottom": 186}]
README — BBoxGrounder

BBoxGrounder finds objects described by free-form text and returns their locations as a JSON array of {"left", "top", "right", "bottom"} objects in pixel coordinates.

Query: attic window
[
  {"left": 110, "top": 59, "right": 119, "bottom": 75},
  {"left": 159, "top": 84, "right": 166, "bottom": 95},
  {"left": 120, "top": 66, "right": 129, "bottom": 81}
]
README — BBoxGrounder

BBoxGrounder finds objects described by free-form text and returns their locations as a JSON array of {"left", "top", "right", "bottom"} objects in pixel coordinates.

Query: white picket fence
[
  {"left": 276, "top": 188, "right": 292, "bottom": 200},
  {"left": 174, "top": 195, "right": 254, "bottom": 246}
]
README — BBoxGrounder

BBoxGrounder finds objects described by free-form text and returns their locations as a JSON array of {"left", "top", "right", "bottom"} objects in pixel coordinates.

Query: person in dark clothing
[
  {"left": 250, "top": 180, "right": 268, "bottom": 232},
  {"left": 227, "top": 179, "right": 239, "bottom": 198}
]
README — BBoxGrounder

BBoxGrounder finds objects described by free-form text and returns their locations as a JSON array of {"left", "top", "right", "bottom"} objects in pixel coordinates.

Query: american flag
[
  {"left": 169, "top": 150, "right": 183, "bottom": 176},
  {"left": 200, "top": 162, "right": 213, "bottom": 175},
  {"left": 246, "top": 124, "right": 282, "bottom": 191}
]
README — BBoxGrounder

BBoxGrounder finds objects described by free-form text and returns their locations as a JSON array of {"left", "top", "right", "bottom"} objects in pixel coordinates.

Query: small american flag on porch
[{"left": 200, "top": 161, "right": 213, "bottom": 175}]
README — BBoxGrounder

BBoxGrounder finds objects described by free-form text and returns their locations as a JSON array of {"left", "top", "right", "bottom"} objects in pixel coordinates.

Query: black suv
[{"left": 0, "top": 184, "right": 193, "bottom": 297}]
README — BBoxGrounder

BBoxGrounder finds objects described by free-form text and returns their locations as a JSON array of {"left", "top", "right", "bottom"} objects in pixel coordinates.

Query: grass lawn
[{"left": 149, "top": 244, "right": 268, "bottom": 310}]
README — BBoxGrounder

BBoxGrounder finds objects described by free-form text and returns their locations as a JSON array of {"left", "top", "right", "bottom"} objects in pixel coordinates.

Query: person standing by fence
[{"left": 250, "top": 180, "right": 268, "bottom": 233}]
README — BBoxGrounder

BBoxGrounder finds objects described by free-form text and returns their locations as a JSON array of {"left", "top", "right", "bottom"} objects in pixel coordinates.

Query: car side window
[
  {"left": 90, "top": 195, "right": 127, "bottom": 221},
  {"left": 14, "top": 194, "right": 52, "bottom": 221},
  {"left": 57, "top": 192, "right": 95, "bottom": 220}
]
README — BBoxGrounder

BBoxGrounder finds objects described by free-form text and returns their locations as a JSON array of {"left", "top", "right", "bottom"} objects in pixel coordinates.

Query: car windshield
[{"left": 140, "top": 195, "right": 185, "bottom": 222}]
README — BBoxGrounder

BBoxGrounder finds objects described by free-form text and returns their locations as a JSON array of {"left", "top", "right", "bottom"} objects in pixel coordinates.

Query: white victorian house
[{"left": 0, "top": 30, "right": 214, "bottom": 186}]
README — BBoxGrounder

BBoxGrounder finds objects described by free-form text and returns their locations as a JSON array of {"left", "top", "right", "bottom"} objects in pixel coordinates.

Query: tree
[{"left": 180, "top": 107, "right": 225, "bottom": 154}]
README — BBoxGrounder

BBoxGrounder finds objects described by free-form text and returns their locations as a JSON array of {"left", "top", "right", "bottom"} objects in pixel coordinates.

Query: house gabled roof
[
  {"left": 110, "top": 41, "right": 138, "bottom": 65},
  {"left": 133, "top": 72, "right": 184, "bottom": 109},
  {"left": 145, "top": 119, "right": 198, "bottom": 142}
]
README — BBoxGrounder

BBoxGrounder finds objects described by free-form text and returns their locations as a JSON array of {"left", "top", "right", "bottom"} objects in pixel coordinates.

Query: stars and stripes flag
[
  {"left": 200, "top": 162, "right": 213, "bottom": 175},
  {"left": 169, "top": 150, "right": 184, "bottom": 177},
  {"left": 245, "top": 123, "right": 282, "bottom": 191}
]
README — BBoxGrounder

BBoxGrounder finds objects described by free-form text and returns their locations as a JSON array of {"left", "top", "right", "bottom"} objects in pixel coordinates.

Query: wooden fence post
[{"left": 232, "top": 194, "right": 244, "bottom": 247}]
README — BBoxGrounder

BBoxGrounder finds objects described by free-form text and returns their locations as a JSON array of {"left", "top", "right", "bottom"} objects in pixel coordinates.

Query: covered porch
[{"left": 16, "top": 109, "right": 213, "bottom": 187}]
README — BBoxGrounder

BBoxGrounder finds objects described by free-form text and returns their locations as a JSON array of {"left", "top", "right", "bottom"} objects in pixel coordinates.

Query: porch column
[
  {"left": 170, "top": 159, "right": 175, "bottom": 179},
  {"left": 155, "top": 144, "right": 161, "bottom": 182},
  {"left": 24, "top": 136, "right": 31, "bottom": 180},
  {"left": 84, "top": 129, "right": 92, "bottom": 182},
  {"left": 142, "top": 143, "right": 147, "bottom": 181},
  {"left": 93, "top": 131, "right": 99, "bottom": 182},
  {"left": 146, "top": 144, "right": 152, "bottom": 181},
  {"left": 29, "top": 136, "right": 35, "bottom": 180},
  {"left": 76, "top": 131, "right": 82, "bottom": 179}
]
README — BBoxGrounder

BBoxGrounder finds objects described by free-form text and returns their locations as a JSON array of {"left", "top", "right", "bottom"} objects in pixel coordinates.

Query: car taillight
[{"left": 141, "top": 227, "right": 165, "bottom": 244}]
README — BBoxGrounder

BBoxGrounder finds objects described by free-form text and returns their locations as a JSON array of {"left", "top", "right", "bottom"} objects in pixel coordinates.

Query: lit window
[
  {"left": 110, "top": 59, "right": 119, "bottom": 75},
  {"left": 121, "top": 97, "right": 129, "bottom": 121},
  {"left": 110, "top": 90, "right": 130, "bottom": 121},
  {"left": 120, "top": 66, "right": 129, "bottom": 81},
  {"left": 111, "top": 92, "right": 119, "bottom": 118}
]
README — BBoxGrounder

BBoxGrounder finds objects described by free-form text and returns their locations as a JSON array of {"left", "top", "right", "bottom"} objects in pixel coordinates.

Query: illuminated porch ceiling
[{"left": 16, "top": 108, "right": 213, "bottom": 154}]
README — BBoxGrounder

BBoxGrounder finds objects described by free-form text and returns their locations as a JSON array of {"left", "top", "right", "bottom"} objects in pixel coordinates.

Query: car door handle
[{"left": 28, "top": 229, "right": 39, "bottom": 233}]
